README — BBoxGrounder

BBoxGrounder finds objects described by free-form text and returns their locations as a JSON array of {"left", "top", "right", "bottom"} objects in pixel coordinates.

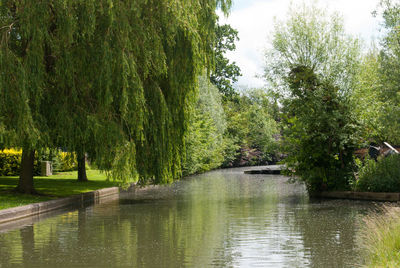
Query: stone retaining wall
[{"left": 0, "top": 187, "right": 120, "bottom": 225}]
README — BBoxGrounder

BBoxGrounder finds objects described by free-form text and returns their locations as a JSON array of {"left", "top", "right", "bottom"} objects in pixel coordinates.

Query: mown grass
[
  {"left": 360, "top": 206, "right": 400, "bottom": 267},
  {"left": 0, "top": 170, "right": 122, "bottom": 210}
]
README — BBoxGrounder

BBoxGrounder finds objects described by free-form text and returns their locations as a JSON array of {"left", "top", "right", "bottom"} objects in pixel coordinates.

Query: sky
[{"left": 218, "top": 0, "right": 383, "bottom": 88}]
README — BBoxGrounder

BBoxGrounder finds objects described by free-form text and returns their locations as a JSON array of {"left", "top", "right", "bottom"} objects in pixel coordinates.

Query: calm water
[{"left": 0, "top": 167, "right": 382, "bottom": 267}]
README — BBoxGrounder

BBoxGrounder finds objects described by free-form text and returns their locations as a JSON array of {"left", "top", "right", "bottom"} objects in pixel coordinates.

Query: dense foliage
[
  {"left": 265, "top": 4, "right": 360, "bottom": 97},
  {"left": 351, "top": 49, "right": 385, "bottom": 143},
  {"left": 375, "top": 0, "right": 400, "bottom": 145},
  {"left": 282, "top": 67, "right": 358, "bottom": 192},
  {"left": 356, "top": 154, "right": 400, "bottom": 192},
  {"left": 1, "top": 0, "right": 399, "bottom": 199},
  {"left": 55, "top": 152, "right": 77, "bottom": 172},
  {"left": 351, "top": 0, "right": 400, "bottom": 146},
  {"left": 264, "top": 3, "right": 361, "bottom": 192},
  {"left": 184, "top": 79, "right": 279, "bottom": 173},
  {"left": 351, "top": 0, "right": 400, "bottom": 195},
  {"left": 210, "top": 23, "right": 241, "bottom": 98},
  {"left": 0, "top": 149, "right": 39, "bottom": 176},
  {"left": 222, "top": 89, "right": 279, "bottom": 167},
  {"left": 184, "top": 76, "right": 227, "bottom": 175},
  {"left": 0, "top": 0, "right": 232, "bottom": 192}
]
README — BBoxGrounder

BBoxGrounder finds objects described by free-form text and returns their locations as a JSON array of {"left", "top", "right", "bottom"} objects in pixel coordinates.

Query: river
[{"left": 0, "top": 166, "right": 381, "bottom": 267}]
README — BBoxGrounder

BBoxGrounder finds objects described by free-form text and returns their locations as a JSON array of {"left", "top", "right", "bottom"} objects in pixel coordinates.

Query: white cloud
[{"left": 219, "top": 0, "right": 382, "bottom": 88}]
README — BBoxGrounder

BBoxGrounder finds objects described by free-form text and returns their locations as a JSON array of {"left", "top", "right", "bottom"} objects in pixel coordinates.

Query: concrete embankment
[{"left": 0, "top": 187, "right": 120, "bottom": 225}]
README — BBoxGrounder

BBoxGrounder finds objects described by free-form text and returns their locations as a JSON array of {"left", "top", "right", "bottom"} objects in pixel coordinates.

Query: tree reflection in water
[{"left": 0, "top": 168, "right": 376, "bottom": 267}]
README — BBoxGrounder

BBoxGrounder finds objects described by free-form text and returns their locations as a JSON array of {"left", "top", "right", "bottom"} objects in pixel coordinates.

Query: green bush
[
  {"left": 54, "top": 152, "right": 77, "bottom": 172},
  {"left": 0, "top": 149, "right": 22, "bottom": 176},
  {"left": 356, "top": 154, "right": 400, "bottom": 192},
  {"left": 0, "top": 149, "right": 41, "bottom": 176}
]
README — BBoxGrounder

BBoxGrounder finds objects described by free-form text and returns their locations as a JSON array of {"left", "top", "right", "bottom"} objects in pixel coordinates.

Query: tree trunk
[
  {"left": 20, "top": 225, "right": 35, "bottom": 266},
  {"left": 77, "top": 151, "right": 88, "bottom": 182},
  {"left": 78, "top": 209, "right": 87, "bottom": 244},
  {"left": 16, "top": 149, "right": 36, "bottom": 194}
]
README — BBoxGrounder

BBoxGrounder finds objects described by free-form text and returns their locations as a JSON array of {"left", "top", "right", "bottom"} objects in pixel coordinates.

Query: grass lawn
[{"left": 0, "top": 170, "right": 123, "bottom": 210}]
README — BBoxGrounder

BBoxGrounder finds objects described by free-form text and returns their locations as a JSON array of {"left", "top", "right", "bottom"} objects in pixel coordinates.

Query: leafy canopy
[
  {"left": 222, "top": 88, "right": 279, "bottom": 167},
  {"left": 210, "top": 23, "right": 241, "bottom": 99},
  {"left": 264, "top": 3, "right": 361, "bottom": 192},
  {"left": 184, "top": 75, "right": 227, "bottom": 175},
  {"left": 265, "top": 3, "right": 360, "bottom": 98},
  {"left": 0, "top": 0, "right": 232, "bottom": 185},
  {"left": 374, "top": 0, "right": 400, "bottom": 144}
]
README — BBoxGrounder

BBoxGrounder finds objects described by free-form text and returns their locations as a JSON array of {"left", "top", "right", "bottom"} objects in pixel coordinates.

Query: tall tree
[
  {"left": 210, "top": 23, "right": 241, "bottom": 99},
  {"left": 375, "top": 0, "right": 400, "bottom": 144},
  {"left": 352, "top": 49, "right": 385, "bottom": 143},
  {"left": 264, "top": 3, "right": 361, "bottom": 193},
  {"left": 282, "top": 66, "right": 358, "bottom": 192},
  {"left": 184, "top": 75, "right": 227, "bottom": 175},
  {"left": 265, "top": 4, "right": 360, "bottom": 97},
  {"left": 0, "top": 1, "right": 51, "bottom": 193},
  {"left": 0, "top": 0, "right": 232, "bottom": 193}
]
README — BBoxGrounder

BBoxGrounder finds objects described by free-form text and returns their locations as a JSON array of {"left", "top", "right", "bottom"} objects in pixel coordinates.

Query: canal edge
[
  {"left": 0, "top": 187, "right": 120, "bottom": 225},
  {"left": 317, "top": 191, "right": 400, "bottom": 202}
]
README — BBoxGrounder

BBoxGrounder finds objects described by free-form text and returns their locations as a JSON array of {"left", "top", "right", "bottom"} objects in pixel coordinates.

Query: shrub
[
  {"left": 0, "top": 149, "right": 22, "bottom": 176},
  {"left": 55, "top": 152, "right": 77, "bottom": 172},
  {"left": 356, "top": 154, "right": 400, "bottom": 192},
  {"left": 0, "top": 149, "right": 41, "bottom": 176}
]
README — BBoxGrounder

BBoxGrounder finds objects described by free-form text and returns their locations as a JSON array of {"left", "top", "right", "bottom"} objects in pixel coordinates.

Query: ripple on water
[{"left": 0, "top": 167, "right": 384, "bottom": 267}]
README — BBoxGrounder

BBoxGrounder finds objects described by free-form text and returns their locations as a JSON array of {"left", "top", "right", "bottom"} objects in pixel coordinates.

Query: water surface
[{"left": 0, "top": 167, "right": 381, "bottom": 267}]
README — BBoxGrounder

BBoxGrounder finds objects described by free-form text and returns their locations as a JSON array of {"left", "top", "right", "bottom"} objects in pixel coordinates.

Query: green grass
[
  {"left": 0, "top": 170, "right": 123, "bottom": 210},
  {"left": 360, "top": 206, "right": 400, "bottom": 267}
]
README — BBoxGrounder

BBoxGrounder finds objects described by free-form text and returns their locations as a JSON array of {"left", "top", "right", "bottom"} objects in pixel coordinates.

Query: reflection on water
[{"left": 0, "top": 167, "right": 382, "bottom": 267}]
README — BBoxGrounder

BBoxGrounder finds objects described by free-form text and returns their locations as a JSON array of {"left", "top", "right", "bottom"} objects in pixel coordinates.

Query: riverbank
[
  {"left": 316, "top": 191, "right": 400, "bottom": 202},
  {"left": 0, "top": 170, "right": 121, "bottom": 210},
  {"left": 0, "top": 186, "right": 120, "bottom": 226}
]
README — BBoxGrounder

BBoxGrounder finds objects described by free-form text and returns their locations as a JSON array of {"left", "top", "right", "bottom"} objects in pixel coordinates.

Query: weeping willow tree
[
  {"left": 0, "top": 0, "right": 232, "bottom": 193},
  {"left": 0, "top": 1, "right": 50, "bottom": 193}
]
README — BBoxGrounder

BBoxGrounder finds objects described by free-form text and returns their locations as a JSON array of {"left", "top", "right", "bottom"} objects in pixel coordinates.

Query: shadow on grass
[{"left": 0, "top": 171, "right": 121, "bottom": 210}]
